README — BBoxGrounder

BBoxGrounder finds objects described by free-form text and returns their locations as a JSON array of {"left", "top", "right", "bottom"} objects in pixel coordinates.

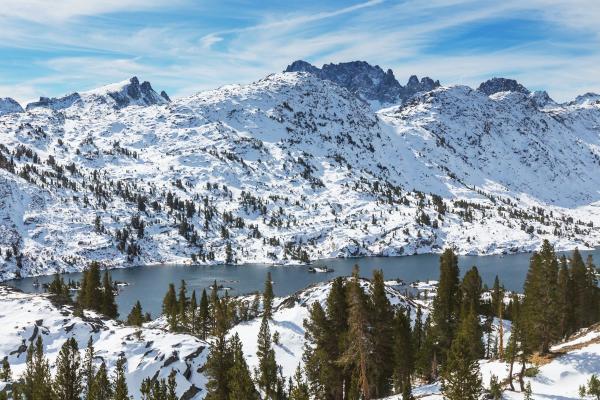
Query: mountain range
[{"left": 1, "top": 60, "right": 600, "bottom": 279}]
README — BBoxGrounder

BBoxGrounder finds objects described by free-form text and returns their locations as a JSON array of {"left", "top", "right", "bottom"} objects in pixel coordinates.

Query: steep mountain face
[
  {"left": 477, "top": 77, "right": 530, "bottom": 95},
  {"left": 0, "top": 70, "right": 600, "bottom": 279},
  {"left": 284, "top": 60, "right": 440, "bottom": 105},
  {"left": 25, "top": 77, "right": 169, "bottom": 111},
  {"left": 0, "top": 98, "right": 23, "bottom": 115}
]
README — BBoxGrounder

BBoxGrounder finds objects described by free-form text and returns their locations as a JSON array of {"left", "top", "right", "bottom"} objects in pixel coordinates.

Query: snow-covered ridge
[
  {"left": 0, "top": 285, "right": 208, "bottom": 400},
  {"left": 1, "top": 68, "right": 600, "bottom": 278},
  {"left": 0, "top": 98, "right": 23, "bottom": 116},
  {"left": 25, "top": 77, "right": 169, "bottom": 111}
]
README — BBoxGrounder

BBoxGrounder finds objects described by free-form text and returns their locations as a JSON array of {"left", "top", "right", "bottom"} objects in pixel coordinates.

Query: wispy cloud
[{"left": 0, "top": 0, "right": 599, "bottom": 104}]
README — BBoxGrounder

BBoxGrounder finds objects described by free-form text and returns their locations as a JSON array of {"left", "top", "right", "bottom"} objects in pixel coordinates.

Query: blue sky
[{"left": 0, "top": 0, "right": 599, "bottom": 104}]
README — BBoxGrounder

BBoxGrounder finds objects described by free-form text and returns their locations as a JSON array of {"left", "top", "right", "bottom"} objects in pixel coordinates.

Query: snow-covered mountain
[
  {"left": 25, "top": 77, "right": 169, "bottom": 111},
  {"left": 284, "top": 60, "right": 439, "bottom": 106},
  {"left": 1, "top": 62, "right": 600, "bottom": 279},
  {"left": 0, "top": 98, "right": 23, "bottom": 116}
]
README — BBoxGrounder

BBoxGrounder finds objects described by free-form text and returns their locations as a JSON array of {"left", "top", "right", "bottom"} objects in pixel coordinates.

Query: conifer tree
[
  {"left": 460, "top": 267, "right": 482, "bottom": 316},
  {"left": 431, "top": 248, "right": 461, "bottom": 364},
  {"left": 127, "top": 301, "right": 145, "bottom": 326},
  {"left": 370, "top": 269, "right": 394, "bottom": 397},
  {"left": 198, "top": 289, "right": 210, "bottom": 340},
  {"left": 22, "top": 336, "right": 53, "bottom": 400},
  {"left": 48, "top": 273, "right": 71, "bottom": 304},
  {"left": 340, "top": 266, "right": 373, "bottom": 400},
  {"left": 162, "top": 283, "right": 178, "bottom": 331},
  {"left": 54, "top": 338, "right": 82, "bottom": 400},
  {"left": 167, "top": 370, "right": 177, "bottom": 400},
  {"left": 79, "top": 262, "right": 102, "bottom": 311},
  {"left": 302, "top": 301, "right": 333, "bottom": 399},
  {"left": 263, "top": 272, "right": 274, "bottom": 320},
  {"left": 205, "top": 297, "right": 232, "bottom": 400},
  {"left": 256, "top": 315, "right": 278, "bottom": 399},
  {"left": 0, "top": 358, "right": 11, "bottom": 382},
  {"left": 112, "top": 356, "right": 129, "bottom": 400},
  {"left": 325, "top": 276, "right": 348, "bottom": 398},
  {"left": 289, "top": 365, "right": 309, "bottom": 400},
  {"left": 441, "top": 315, "right": 482, "bottom": 400},
  {"left": 82, "top": 337, "right": 95, "bottom": 400},
  {"left": 557, "top": 257, "right": 574, "bottom": 338},
  {"left": 227, "top": 334, "right": 259, "bottom": 400},
  {"left": 570, "top": 248, "right": 589, "bottom": 330},
  {"left": 414, "top": 316, "right": 435, "bottom": 382},
  {"left": 89, "top": 362, "right": 112, "bottom": 400},
  {"left": 178, "top": 280, "right": 188, "bottom": 331},
  {"left": 392, "top": 308, "right": 414, "bottom": 396},
  {"left": 522, "top": 240, "right": 559, "bottom": 353},
  {"left": 100, "top": 270, "right": 118, "bottom": 318},
  {"left": 190, "top": 290, "right": 198, "bottom": 335}
]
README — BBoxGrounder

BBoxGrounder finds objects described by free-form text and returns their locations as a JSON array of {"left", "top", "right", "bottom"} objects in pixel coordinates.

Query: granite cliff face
[{"left": 284, "top": 60, "right": 440, "bottom": 105}]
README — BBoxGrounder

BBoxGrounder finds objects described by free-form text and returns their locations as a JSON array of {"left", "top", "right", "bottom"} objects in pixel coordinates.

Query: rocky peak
[
  {"left": 284, "top": 59, "right": 440, "bottom": 105},
  {"left": 0, "top": 97, "right": 24, "bottom": 116},
  {"left": 25, "top": 77, "right": 170, "bottom": 111},
  {"left": 478, "top": 77, "right": 530, "bottom": 96}
]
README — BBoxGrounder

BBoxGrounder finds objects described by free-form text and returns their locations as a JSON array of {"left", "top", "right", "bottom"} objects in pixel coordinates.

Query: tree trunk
[
  {"left": 508, "top": 357, "right": 515, "bottom": 391},
  {"left": 518, "top": 358, "right": 526, "bottom": 392}
]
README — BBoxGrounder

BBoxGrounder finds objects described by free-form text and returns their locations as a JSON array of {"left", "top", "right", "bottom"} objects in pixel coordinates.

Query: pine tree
[
  {"left": 127, "top": 300, "right": 145, "bottom": 326},
  {"left": 162, "top": 283, "right": 178, "bottom": 331},
  {"left": 302, "top": 301, "right": 333, "bottom": 399},
  {"left": 205, "top": 297, "right": 232, "bottom": 400},
  {"left": 522, "top": 240, "right": 560, "bottom": 353},
  {"left": 460, "top": 306, "right": 485, "bottom": 360},
  {"left": 0, "top": 358, "right": 11, "bottom": 382},
  {"left": 82, "top": 337, "right": 95, "bottom": 400},
  {"left": 460, "top": 267, "right": 482, "bottom": 316},
  {"left": 392, "top": 308, "right": 413, "bottom": 396},
  {"left": 190, "top": 290, "right": 198, "bottom": 335},
  {"left": 54, "top": 338, "right": 82, "bottom": 400},
  {"left": 289, "top": 365, "right": 309, "bottom": 400},
  {"left": 340, "top": 266, "right": 373, "bottom": 400},
  {"left": 100, "top": 270, "right": 118, "bottom": 318},
  {"left": 167, "top": 370, "right": 177, "bottom": 400},
  {"left": 557, "top": 257, "right": 574, "bottom": 338},
  {"left": 431, "top": 248, "right": 461, "bottom": 364},
  {"left": 370, "top": 269, "right": 394, "bottom": 397},
  {"left": 325, "top": 276, "right": 348, "bottom": 399},
  {"left": 79, "top": 262, "right": 102, "bottom": 311},
  {"left": 414, "top": 315, "right": 435, "bottom": 382},
  {"left": 112, "top": 356, "right": 129, "bottom": 400},
  {"left": 491, "top": 275, "right": 503, "bottom": 318},
  {"left": 89, "top": 362, "right": 112, "bottom": 400},
  {"left": 22, "top": 336, "right": 53, "bottom": 400},
  {"left": 263, "top": 272, "right": 274, "bottom": 320},
  {"left": 227, "top": 334, "right": 259, "bottom": 400},
  {"left": 570, "top": 248, "right": 589, "bottom": 330},
  {"left": 441, "top": 316, "right": 482, "bottom": 400},
  {"left": 256, "top": 315, "right": 279, "bottom": 399},
  {"left": 198, "top": 289, "right": 210, "bottom": 340},
  {"left": 48, "top": 273, "right": 71, "bottom": 304},
  {"left": 178, "top": 280, "right": 188, "bottom": 331}
]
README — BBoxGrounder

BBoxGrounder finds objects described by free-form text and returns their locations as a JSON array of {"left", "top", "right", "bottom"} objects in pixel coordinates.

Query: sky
[{"left": 0, "top": 0, "right": 599, "bottom": 104}]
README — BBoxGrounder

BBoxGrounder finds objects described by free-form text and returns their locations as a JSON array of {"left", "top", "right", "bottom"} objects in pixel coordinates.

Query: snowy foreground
[
  {"left": 2, "top": 66, "right": 600, "bottom": 280},
  {"left": 2, "top": 279, "right": 599, "bottom": 399}
]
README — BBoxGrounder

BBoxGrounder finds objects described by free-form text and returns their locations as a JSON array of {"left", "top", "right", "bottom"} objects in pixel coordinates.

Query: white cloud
[
  {"left": 0, "top": 0, "right": 177, "bottom": 23},
  {"left": 0, "top": 0, "right": 599, "bottom": 103}
]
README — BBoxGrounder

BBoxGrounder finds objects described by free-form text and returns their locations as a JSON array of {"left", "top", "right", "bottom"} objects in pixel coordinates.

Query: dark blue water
[{"left": 7, "top": 249, "right": 600, "bottom": 319}]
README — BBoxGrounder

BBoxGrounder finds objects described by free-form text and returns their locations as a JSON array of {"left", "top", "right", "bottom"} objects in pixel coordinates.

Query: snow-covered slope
[
  {"left": 230, "top": 278, "right": 420, "bottom": 377},
  {"left": 1, "top": 67, "right": 600, "bottom": 279},
  {"left": 25, "top": 77, "right": 169, "bottom": 111},
  {"left": 0, "top": 98, "right": 23, "bottom": 116},
  {"left": 0, "top": 278, "right": 414, "bottom": 399},
  {"left": 0, "top": 286, "right": 208, "bottom": 399}
]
